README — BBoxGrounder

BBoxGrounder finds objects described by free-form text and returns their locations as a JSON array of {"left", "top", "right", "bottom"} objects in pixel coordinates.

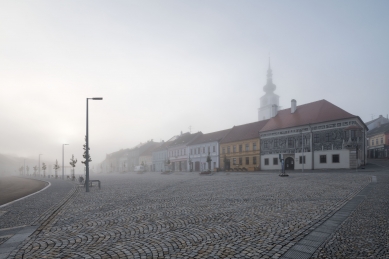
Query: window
[
  {"left": 371, "top": 140, "right": 374, "bottom": 146},
  {"left": 288, "top": 138, "right": 294, "bottom": 148},
  {"left": 273, "top": 139, "right": 278, "bottom": 148},
  {"left": 245, "top": 144, "right": 249, "bottom": 151},
  {"left": 227, "top": 146, "right": 230, "bottom": 153},
  {"left": 351, "top": 130, "right": 356, "bottom": 139},
  {"left": 253, "top": 156, "right": 257, "bottom": 165},
  {"left": 264, "top": 158, "right": 269, "bottom": 165},
  {"left": 203, "top": 147, "right": 205, "bottom": 153},
  {"left": 208, "top": 146, "right": 210, "bottom": 153},
  {"left": 198, "top": 148, "right": 200, "bottom": 154},
  {"left": 239, "top": 145, "right": 242, "bottom": 152},
  {"left": 314, "top": 134, "right": 319, "bottom": 143},
  {"left": 233, "top": 146, "right": 236, "bottom": 153},
  {"left": 239, "top": 157, "right": 242, "bottom": 165},
  {"left": 213, "top": 146, "right": 215, "bottom": 152},
  {"left": 376, "top": 139, "right": 378, "bottom": 145},
  {"left": 253, "top": 143, "right": 257, "bottom": 150},
  {"left": 246, "top": 157, "right": 249, "bottom": 165},
  {"left": 190, "top": 149, "right": 193, "bottom": 155},
  {"left": 184, "top": 149, "right": 186, "bottom": 155},
  {"left": 381, "top": 138, "right": 383, "bottom": 144},
  {"left": 233, "top": 158, "right": 237, "bottom": 165},
  {"left": 332, "top": 154, "right": 339, "bottom": 163},
  {"left": 325, "top": 133, "right": 330, "bottom": 142},
  {"left": 273, "top": 158, "right": 278, "bottom": 165},
  {"left": 222, "top": 148, "right": 225, "bottom": 154},
  {"left": 299, "top": 156, "right": 306, "bottom": 164},
  {"left": 320, "top": 155, "right": 327, "bottom": 163},
  {"left": 264, "top": 141, "right": 268, "bottom": 148}
]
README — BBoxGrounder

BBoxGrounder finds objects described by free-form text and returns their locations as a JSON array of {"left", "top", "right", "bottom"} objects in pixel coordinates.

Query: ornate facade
[{"left": 260, "top": 100, "right": 368, "bottom": 170}]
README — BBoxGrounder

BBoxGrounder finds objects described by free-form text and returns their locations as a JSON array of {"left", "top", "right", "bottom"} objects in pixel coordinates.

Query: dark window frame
[
  {"left": 320, "top": 155, "right": 327, "bottom": 163},
  {"left": 332, "top": 154, "right": 340, "bottom": 163},
  {"left": 299, "top": 156, "right": 306, "bottom": 164},
  {"left": 264, "top": 158, "right": 269, "bottom": 165},
  {"left": 273, "top": 158, "right": 278, "bottom": 165}
]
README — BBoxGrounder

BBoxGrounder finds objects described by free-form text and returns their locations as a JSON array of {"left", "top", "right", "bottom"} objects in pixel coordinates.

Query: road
[{"left": 0, "top": 176, "right": 47, "bottom": 206}]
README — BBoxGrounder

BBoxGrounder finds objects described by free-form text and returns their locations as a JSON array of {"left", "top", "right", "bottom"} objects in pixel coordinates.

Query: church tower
[{"left": 258, "top": 60, "right": 280, "bottom": 121}]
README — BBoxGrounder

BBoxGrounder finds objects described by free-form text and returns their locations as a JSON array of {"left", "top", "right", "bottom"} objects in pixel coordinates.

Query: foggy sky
[{"left": 1, "top": 0, "right": 388, "bottom": 166}]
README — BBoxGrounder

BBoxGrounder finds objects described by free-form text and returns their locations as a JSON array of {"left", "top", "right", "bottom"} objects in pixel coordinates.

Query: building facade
[
  {"left": 167, "top": 132, "right": 202, "bottom": 172},
  {"left": 367, "top": 122, "right": 389, "bottom": 159},
  {"left": 152, "top": 141, "right": 173, "bottom": 172},
  {"left": 260, "top": 99, "right": 368, "bottom": 170},
  {"left": 188, "top": 129, "right": 230, "bottom": 172},
  {"left": 219, "top": 120, "right": 269, "bottom": 171}
]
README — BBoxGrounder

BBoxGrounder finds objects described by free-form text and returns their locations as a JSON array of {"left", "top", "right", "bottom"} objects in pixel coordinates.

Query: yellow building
[{"left": 219, "top": 120, "right": 269, "bottom": 171}]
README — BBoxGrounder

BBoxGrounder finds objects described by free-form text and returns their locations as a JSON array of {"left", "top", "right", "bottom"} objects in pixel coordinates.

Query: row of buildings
[
  {"left": 101, "top": 64, "right": 370, "bottom": 172},
  {"left": 366, "top": 115, "right": 389, "bottom": 159}
]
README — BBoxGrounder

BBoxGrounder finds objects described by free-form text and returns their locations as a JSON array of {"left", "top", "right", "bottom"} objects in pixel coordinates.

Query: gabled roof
[
  {"left": 189, "top": 129, "right": 231, "bottom": 146},
  {"left": 260, "top": 99, "right": 360, "bottom": 132},
  {"left": 220, "top": 120, "right": 269, "bottom": 144},
  {"left": 139, "top": 142, "right": 161, "bottom": 156},
  {"left": 365, "top": 116, "right": 389, "bottom": 126},
  {"left": 152, "top": 141, "right": 172, "bottom": 152},
  {"left": 367, "top": 122, "right": 389, "bottom": 137},
  {"left": 169, "top": 132, "right": 202, "bottom": 147}
]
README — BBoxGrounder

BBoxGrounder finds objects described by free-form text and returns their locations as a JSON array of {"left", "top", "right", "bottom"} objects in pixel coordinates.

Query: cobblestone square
[{"left": 8, "top": 172, "right": 373, "bottom": 259}]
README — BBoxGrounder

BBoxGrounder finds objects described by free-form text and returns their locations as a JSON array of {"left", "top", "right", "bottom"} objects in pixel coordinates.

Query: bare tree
[
  {"left": 69, "top": 154, "right": 77, "bottom": 181},
  {"left": 42, "top": 163, "right": 47, "bottom": 177},
  {"left": 81, "top": 136, "right": 92, "bottom": 165},
  {"left": 53, "top": 160, "right": 60, "bottom": 178},
  {"left": 33, "top": 166, "right": 38, "bottom": 176}
]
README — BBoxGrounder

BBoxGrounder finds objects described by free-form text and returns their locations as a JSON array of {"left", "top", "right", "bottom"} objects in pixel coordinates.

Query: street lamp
[
  {"left": 86, "top": 97, "right": 103, "bottom": 192},
  {"left": 62, "top": 144, "right": 69, "bottom": 180},
  {"left": 39, "top": 154, "right": 43, "bottom": 177}
]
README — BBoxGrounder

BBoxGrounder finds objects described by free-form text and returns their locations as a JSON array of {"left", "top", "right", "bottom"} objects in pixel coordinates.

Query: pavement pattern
[
  {"left": 4, "top": 171, "right": 374, "bottom": 259},
  {"left": 0, "top": 178, "right": 74, "bottom": 230},
  {"left": 313, "top": 162, "right": 389, "bottom": 258}
]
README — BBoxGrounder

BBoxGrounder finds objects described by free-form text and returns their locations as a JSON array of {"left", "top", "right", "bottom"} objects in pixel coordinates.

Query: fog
[{"left": 1, "top": 1, "right": 388, "bottom": 171}]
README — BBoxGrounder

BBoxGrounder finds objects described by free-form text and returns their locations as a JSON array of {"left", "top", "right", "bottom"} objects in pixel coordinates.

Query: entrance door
[
  {"left": 285, "top": 157, "right": 294, "bottom": 170},
  {"left": 195, "top": 161, "right": 200, "bottom": 171}
]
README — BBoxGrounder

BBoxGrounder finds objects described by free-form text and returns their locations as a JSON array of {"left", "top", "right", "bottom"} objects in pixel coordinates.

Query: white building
[
  {"left": 258, "top": 61, "right": 280, "bottom": 121},
  {"left": 188, "top": 129, "right": 230, "bottom": 172},
  {"left": 260, "top": 99, "right": 368, "bottom": 171}
]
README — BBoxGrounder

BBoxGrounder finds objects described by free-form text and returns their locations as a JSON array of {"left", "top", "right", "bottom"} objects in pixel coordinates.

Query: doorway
[
  {"left": 195, "top": 161, "right": 200, "bottom": 171},
  {"left": 285, "top": 157, "right": 294, "bottom": 170}
]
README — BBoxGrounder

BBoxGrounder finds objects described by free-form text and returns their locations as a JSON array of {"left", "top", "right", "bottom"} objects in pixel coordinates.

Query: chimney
[
  {"left": 271, "top": 104, "right": 278, "bottom": 117},
  {"left": 291, "top": 99, "right": 297, "bottom": 113}
]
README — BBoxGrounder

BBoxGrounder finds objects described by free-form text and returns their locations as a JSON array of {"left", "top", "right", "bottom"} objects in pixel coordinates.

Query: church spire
[
  {"left": 267, "top": 57, "right": 273, "bottom": 83},
  {"left": 263, "top": 58, "right": 276, "bottom": 93}
]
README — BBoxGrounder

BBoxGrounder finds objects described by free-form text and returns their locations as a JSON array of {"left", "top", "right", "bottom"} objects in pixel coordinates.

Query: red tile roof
[
  {"left": 220, "top": 120, "right": 269, "bottom": 144},
  {"left": 260, "top": 99, "right": 357, "bottom": 132}
]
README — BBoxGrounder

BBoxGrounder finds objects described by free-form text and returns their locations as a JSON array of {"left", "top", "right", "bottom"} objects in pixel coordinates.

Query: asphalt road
[{"left": 0, "top": 176, "right": 48, "bottom": 206}]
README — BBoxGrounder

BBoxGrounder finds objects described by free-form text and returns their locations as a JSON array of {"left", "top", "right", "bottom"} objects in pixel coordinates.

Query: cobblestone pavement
[
  {"left": 314, "top": 162, "right": 389, "bottom": 259},
  {"left": 0, "top": 177, "right": 74, "bottom": 229},
  {"left": 6, "top": 172, "right": 372, "bottom": 259}
]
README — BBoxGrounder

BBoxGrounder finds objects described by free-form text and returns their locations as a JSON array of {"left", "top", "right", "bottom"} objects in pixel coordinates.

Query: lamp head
[{"left": 92, "top": 97, "right": 103, "bottom": 100}]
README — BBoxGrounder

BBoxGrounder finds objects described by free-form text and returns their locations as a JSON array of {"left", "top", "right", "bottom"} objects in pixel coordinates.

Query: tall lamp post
[
  {"left": 62, "top": 144, "right": 69, "bottom": 179},
  {"left": 86, "top": 97, "right": 103, "bottom": 192},
  {"left": 39, "top": 154, "right": 43, "bottom": 177}
]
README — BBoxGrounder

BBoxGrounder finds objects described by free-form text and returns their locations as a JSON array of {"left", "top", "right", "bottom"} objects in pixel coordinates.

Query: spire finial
[{"left": 268, "top": 56, "right": 271, "bottom": 70}]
